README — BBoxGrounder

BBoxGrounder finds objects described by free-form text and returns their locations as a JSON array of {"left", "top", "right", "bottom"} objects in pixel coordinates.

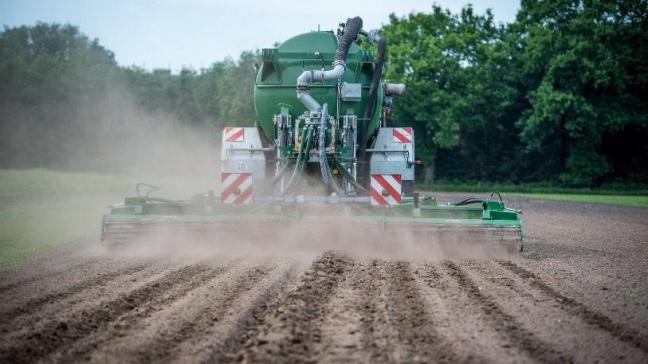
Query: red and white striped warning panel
[
  {"left": 223, "top": 127, "right": 245, "bottom": 142},
  {"left": 392, "top": 127, "right": 413, "bottom": 143},
  {"left": 221, "top": 172, "right": 253, "bottom": 204},
  {"left": 370, "top": 174, "right": 402, "bottom": 206}
]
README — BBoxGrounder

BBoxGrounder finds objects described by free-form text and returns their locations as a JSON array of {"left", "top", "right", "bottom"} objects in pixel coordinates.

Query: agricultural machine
[{"left": 101, "top": 17, "right": 524, "bottom": 252}]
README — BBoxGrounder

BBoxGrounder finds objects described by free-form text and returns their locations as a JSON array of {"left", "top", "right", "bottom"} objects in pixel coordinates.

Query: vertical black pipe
[{"left": 357, "top": 37, "right": 387, "bottom": 188}]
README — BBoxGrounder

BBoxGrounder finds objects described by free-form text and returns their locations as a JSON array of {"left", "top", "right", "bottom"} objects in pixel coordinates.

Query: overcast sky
[{"left": 1, "top": 0, "right": 520, "bottom": 71}]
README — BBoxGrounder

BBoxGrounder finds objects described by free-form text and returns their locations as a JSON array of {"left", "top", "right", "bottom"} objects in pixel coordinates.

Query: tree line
[
  {"left": 0, "top": 0, "right": 646, "bottom": 186},
  {"left": 0, "top": 22, "right": 257, "bottom": 171}
]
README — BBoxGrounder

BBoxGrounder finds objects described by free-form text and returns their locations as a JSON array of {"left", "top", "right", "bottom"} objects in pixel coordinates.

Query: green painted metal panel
[{"left": 254, "top": 30, "right": 382, "bottom": 142}]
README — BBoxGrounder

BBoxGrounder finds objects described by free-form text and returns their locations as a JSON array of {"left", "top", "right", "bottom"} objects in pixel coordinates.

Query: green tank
[{"left": 254, "top": 30, "right": 383, "bottom": 142}]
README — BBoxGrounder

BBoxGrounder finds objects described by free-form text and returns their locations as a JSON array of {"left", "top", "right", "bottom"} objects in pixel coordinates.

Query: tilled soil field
[{"left": 1, "top": 196, "right": 647, "bottom": 363}]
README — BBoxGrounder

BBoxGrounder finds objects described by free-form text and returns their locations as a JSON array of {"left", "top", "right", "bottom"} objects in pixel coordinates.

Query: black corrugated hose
[
  {"left": 336, "top": 17, "right": 363, "bottom": 63},
  {"left": 357, "top": 37, "right": 387, "bottom": 189}
]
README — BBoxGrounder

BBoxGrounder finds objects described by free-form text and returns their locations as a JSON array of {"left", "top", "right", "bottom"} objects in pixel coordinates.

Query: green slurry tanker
[{"left": 102, "top": 17, "right": 524, "bottom": 253}]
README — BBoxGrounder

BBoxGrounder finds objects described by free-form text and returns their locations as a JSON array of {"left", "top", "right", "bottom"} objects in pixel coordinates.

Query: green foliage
[
  {"left": 382, "top": 6, "right": 525, "bottom": 182},
  {"left": 188, "top": 51, "right": 258, "bottom": 129},
  {"left": 0, "top": 23, "right": 257, "bottom": 170},
  {"left": 512, "top": 0, "right": 648, "bottom": 185},
  {"left": 383, "top": 0, "right": 647, "bottom": 186},
  {"left": 121, "top": 51, "right": 258, "bottom": 130},
  {"left": 383, "top": 6, "right": 498, "bottom": 149}
]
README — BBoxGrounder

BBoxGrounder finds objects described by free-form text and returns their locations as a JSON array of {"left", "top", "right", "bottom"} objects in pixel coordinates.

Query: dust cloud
[
  {"left": 3, "top": 81, "right": 519, "bottom": 263},
  {"left": 2, "top": 81, "right": 220, "bottom": 197},
  {"left": 101, "top": 206, "right": 521, "bottom": 264}
]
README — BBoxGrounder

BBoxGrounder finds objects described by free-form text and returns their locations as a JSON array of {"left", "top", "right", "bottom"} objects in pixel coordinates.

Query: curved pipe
[
  {"left": 296, "top": 17, "right": 363, "bottom": 112},
  {"left": 296, "top": 65, "right": 345, "bottom": 112}
]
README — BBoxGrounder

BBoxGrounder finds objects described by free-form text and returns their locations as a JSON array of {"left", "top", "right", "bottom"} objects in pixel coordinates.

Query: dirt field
[{"left": 1, "top": 195, "right": 647, "bottom": 363}]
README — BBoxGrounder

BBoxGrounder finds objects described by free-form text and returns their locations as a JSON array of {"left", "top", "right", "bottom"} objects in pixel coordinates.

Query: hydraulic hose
[
  {"left": 283, "top": 127, "right": 313, "bottom": 193},
  {"left": 335, "top": 17, "right": 363, "bottom": 63},
  {"left": 273, "top": 124, "right": 310, "bottom": 186},
  {"left": 333, "top": 156, "right": 367, "bottom": 193},
  {"left": 453, "top": 198, "right": 485, "bottom": 206},
  {"left": 277, "top": 127, "right": 306, "bottom": 190},
  {"left": 272, "top": 158, "right": 291, "bottom": 185},
  {"left": 319, "top": 104, "right": 333, "bottom": 185},
  {"left": 319, "top": 105, "right": 345, "bottom": 195}
]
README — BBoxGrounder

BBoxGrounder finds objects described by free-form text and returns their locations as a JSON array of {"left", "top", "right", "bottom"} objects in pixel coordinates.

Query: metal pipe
[
  {"left": 296, "top": 59, "right": 346, "bottom": 112},
  {"left": 384, "top": 83, "right": 406, "bottom": 96},
  {"left": 295, "top": 17, "right": 363, "bottom": 112}
]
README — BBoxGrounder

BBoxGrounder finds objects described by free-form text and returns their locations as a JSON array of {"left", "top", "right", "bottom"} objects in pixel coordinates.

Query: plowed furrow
[
  {"left": 357, "top": 262, "right": 395, "bottom": 362},
  {"left": 49, "top": 263, "right": 233, "bottom": 363},
  {"left": 219, "top": 263, "right": 304, "bottom": 363},
  {"left": 443, "top": 261, "right": 571, "bottom": 363},
  {"left": 0, "top": 263, "right": 151, "bottom": 324},
  {"left": 184, "top": 264, "right": 299, "bottom": 363},
  {"left": 138, "top": 266, "right": 273, "bottom": 362},
  {"left": 383, "top": 261, "right": 449, "bottom": 363},
  {"left": 414, "top": 264, "right": 530, "bottom": 363},
  {"left": 237, "top": 253, "right": 350, "bottom": 363},
  {"left": 0, "top": 256, "right": 103, "bottom": 294},
  {"left": 500, "top": 261, "right": 648, "bottom": 354},
  {"left": 466, "top": 261, "right": 647, "bottom": 363},
  {"left": 315, "top": 260, "right": 395, "bottom": 363},
  {"left": 0, "top": 264, "right": 211, "bottom": 363}
]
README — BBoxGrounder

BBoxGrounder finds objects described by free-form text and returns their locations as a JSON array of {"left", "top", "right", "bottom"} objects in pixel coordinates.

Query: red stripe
[
  {"left": 221, "top": 173, "right": 249, "bottom": 200},
  {"left": 396, "top": 128, "right": 411, "bottom": 141},
  {"left": 392, "top": 174, "right": 401, "bottom": 184},
  {"left": 233, "top": 186, "right": 252, "bottom": 204},
  {"left": 221, "top": 172, "right": 231, "bottom": 182},
  {"left": 370, "top": 187, "right": 389, "bottom": 206},
  {"left": 392, "top": 129, "right": 410, "bottom": 143},
  {"left": 373, "top": 175, "right": 401, "bottom": 203},
  {"left": 226, "top": 128, "right": 244, "bottom": 142}
]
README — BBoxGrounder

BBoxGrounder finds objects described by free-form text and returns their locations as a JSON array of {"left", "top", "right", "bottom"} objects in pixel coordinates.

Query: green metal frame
[{"left": 102, "top": 193, "right": 524, "bottom": 250}]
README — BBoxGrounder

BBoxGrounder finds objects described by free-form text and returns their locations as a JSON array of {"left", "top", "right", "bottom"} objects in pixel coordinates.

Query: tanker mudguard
[
  {"left": 220, "top": 127, "right": 266, "bottom": 181},
  {"left": 370, "top": 127, "right": 415, "bottom": 197}
]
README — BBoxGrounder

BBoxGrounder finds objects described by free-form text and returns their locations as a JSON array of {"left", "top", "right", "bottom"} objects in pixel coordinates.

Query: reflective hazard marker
[
  {"left": 392, "top": 127, "right": 413, "bottom": 143},
  {"left": 224, "top": 127, "right": 245, "bottom": 142},
  {"left": 221, "top": 172, "right": 252, "bottom": 204},
  {"left": 370, "top": 174, "right": 402, "bottom": 206}
]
